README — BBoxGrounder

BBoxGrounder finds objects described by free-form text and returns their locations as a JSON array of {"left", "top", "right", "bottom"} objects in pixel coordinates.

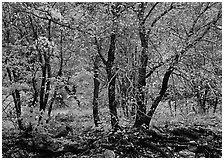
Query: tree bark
[
  {"left": 145, "top": 68, "right": 173, "bottom": 126},
  {"left": 133, "top": 2, "right": 175, "bottom": 127},
  {"left": 6, "top": 68, "right": 23, "bottom": 130},
  {"left": 5, "top": 29, "right": 23, "bottom": 130},
  {"left": 39, "top": 20, "right": 52, "bottom": 111},
  {"left": 29, "top": 15, "right": 39, "bottom": 106},
  {"left": 134, "top": 4, "right": 149, "bottom": 127},
  {"left": 32, "top": 74, "right": 38, "bottom": 106},
  {"left": 106, "top": 33, "right": 119, "bottom": 129},
  {"left": 93, "top": 55, "right": 100, "bottom": 127},
  {"left": 43, "top": 54, "right": 51, "bottom": 110},
  {"left": 93, "top": 4, "right": 120, "bottom": 129},
  {"left": 58, "top": 30, "right": 63, "bottom": 77},
  {"left": 134, "top": 68, "right": 174, "bottom": 128},
  {"left": 39, "top": 54, "right": 47, "bottom": 111}
]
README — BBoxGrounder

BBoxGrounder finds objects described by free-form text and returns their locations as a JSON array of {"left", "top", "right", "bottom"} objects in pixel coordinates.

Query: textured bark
[
  {"left": 29, "top": 16, "right": 39, "bottom": 106},
  {"left": 106, "top": 33, "right": 119, "bottom": 129},
  {"left": 93, "top": 4, "right": 120, "bottom": 129},
  {"left": 133, "top": 3, "right": 175, "bottom": 128},
  {"left": 43, "top": 55, "right": 51, "bottom": 110},
  {"left": 43, "top": 20, "right": 52, "bottom": 110},
  {"left": 48, "top": 90, "right": 56, "bottom": 117},
  {"left": 39, "top": 20, "right": 52, "bottom": 111},
  {"left": 58, "top": 30, "right": 63, "bottom": 77},
  {"left": 134, "top": 7, "right": 149, "bottom": 127},
  {"left": 145, "top": 69, "right": 173, "bottom": 125},
  {"left": 4, "top": 27, "right": 24, "bottom": 129},
  {"left": 93, "top": 55, "right": 100, "bottom": 127},
  {"left": 32, "top": 75, "right": 38, "bottom": 106},
  {"left": 202, "top": 88, "right": 208, "bottom": 113},
  {"left": 48, "top": 65, "right": 62, "bottom": 117},
  {"left": 13, "top": 89, "right": 23, "bottom": 129},
  {"left": 6, "top": 68, "right": 23, "bottom": 130},
  {"left": 134, "top": 68, "right": 173, "bottom": 128},
  {"left": 213, "top": 97, "right": 218, "bottom": 113},
  {"left": 39, "top": 56, "right": 47, "bottom": 111}
]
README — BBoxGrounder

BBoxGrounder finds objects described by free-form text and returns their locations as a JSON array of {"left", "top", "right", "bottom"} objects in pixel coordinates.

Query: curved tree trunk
[{"left": 134, "top": 68, "right": 173, "bottom": 128}]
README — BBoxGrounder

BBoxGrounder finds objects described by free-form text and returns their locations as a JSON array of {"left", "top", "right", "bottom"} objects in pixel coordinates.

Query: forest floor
[{"left": 2, "top": 102, "right": 222, "bottom": 158}]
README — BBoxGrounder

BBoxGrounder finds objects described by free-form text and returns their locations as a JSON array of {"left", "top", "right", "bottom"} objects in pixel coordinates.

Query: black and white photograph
[{"left": 2, "top": 2, "right": 222, "bottom": 158}]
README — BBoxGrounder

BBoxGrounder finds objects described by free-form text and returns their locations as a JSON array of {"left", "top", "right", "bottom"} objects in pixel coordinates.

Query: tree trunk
[
  {"left": 5, "top": 29, "right": 23, "bottom": 129},
  {"left": 134, "top": 23, "right": 149, "bottom": 127},
  {"left": 43, "top": 55, "right": 51, "bottom": 109},
  {"left": 49, "top": 29, "right": 63, "bottom": 117},
  {"left": 39, "top": 57, "right": 47, "bottom": 111},
  {"left": 93, "top": 55, "right": 100, "bottom": 127},
  {"left": 39, "top": 20, "right": 52, "bottom": 111},
  {"left": 48, "top": 90, "right": 56, "bottom": 117},
  {"left": 13, "top": 89, "right": 23, "bottom": 129},
  {"left": 106, "top": 33, "right": 119, "bottom": 129},
  {"left": 202, "top": 88, "right": 208, "bottom": 113},
  {"left": 213, "top": 96, "right": 218, "bottom": 113},
  {"left": 32, "top": 75, "right": 38, "bottom": 106},
  {"left": 134, "top": 68, "right": 173, "bottom": 128},
  {"left": 145, "top": 69, "right": 173, "bottom": 126},
  {"left": 6, "top": 68, "right": 23, "bottom": 130},
  {"left": 29, "top": 16, "right": 39, "bottom": 107},
  {"left": 93, "top": 3, "right": 120, "bottom": 129},
  {"left": 58, "top": 30, "right": 63, "bottom": 77}
]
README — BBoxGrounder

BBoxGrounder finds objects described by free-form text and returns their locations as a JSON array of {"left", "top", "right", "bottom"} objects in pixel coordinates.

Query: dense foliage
[{"left": 2, "top": 2, "right": 222, "bottom": 158}]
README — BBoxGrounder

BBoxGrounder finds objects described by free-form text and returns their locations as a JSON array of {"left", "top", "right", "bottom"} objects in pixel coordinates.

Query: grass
[
  {"left": 2, "top": 98, "right": 222, "bottom": 158},
  {"left": 151, "top": 101, "right": 222, "bottom": 132},
  {"left": 2, "top": 97, "right": 222, "bottom": 134}
]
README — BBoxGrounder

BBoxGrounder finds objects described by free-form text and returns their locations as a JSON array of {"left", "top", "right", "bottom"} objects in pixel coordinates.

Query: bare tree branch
[
  {"left": 151, "top": 3, "right": 174, "bottom": 27},
  {"left": 142, "top": 2, "right": 159, "bottom": 24}
]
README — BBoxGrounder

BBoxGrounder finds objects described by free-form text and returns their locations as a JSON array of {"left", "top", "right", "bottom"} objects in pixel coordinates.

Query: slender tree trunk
[
  {"left": 5, "top": 29, "right": 23, "bottom": 129},
  {"left": 213, "top": 96, "right": 218, "bottom": 113},
  {"left": 29, "top": 16, "right": 39, "bottom": 106},
  {"left": 49, "top": 29, "right": 63, "bottom": 117},
  {"left": 39, "top": 20, "right": 52, "bottom": 111},
  {"left": 202, "top": 88, "right": 208, "bottom": 113},
  {"left": 106, "top": 33, "right": 119, "bottom": 129},
  {"left": 44, "top": 20, "right": 52, "bottom": 109},
  {"left": 13, "top": 89, "right": 23, "bottom": 129},
  {"left": 39, "top": 57, "right": 47, "bottom": 111},
  {"left": 134, "top": 68, "right": 173, "bottom": 128},
  {"left": 58, "top": 30, "right": 63, "bottom": 77},
  {"left": 145, "top": 68, "right": 173, "bottom": 126},
  {"left": 93, "top": 3, "right": 120, "bottom": 130},
  {"left": 43, "top": 55, "right": 51, "bottom": 109},
  {"left": 120, "top": 77, "right": 128, "bottom": 117},
  {"left": 32, "top": 75, "right": 38, "bottom": 106},
  {"left": 6, "top": 68, "right": 23, "bottom": 130},
  {"left": 93, "top": 55, "right": 100, "bottom": 127}
]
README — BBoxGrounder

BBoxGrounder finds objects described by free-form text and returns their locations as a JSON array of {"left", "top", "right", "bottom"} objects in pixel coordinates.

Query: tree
[
  {"left": 133, "top": 2, "right": 175, "bottom": 127},
  {"left": 94, "top": 3, "right": 122, "bottom": 129},
  {"left": 2, "top": 2, "right": 222, "bottom": 132},
  {"left": 134, "top": 2, "right": 221, "bottom": 127}
]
